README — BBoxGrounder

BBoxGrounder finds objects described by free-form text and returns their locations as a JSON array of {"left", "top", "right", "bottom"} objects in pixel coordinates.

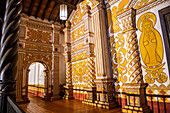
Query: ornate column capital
[
  {"left": 97, "top": 2, "right": 106, "bottom": 11},
  {"left": 117, "top": 8, "right": 136, "bottom": 32},
  {"left": 66, "top": 21, "right": 71, "bottom": 28}
]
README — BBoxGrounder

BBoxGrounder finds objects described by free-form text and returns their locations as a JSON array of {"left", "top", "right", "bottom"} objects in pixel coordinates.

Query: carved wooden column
[
  {"left": 51, "top": 24, "right": 61, "bottom": 100},
  {"left": 16, "top": 23, "right": 26, "bottom": 103},
  {"left": 63, "top": 21, "right": 73, "bottom": 99},
  {"left": 42, "top": 70, "right": 49, "bottom": 100},
  {"left": 117, "top": 8, "right": 151, "bottom": 113},
  {"left": 92, "top": 2, "right": 116, "bottom": 109},
  {"left": 0, "top": 0, "right": 22, "bottom": 112},
  {"left": 16, "top": 47, "right": 24, "bottom": 102}
]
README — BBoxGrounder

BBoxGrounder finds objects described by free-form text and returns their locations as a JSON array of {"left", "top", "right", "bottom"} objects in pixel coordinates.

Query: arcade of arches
[{"left": 0, "top": 0, "right": 170, "bottom": 113}]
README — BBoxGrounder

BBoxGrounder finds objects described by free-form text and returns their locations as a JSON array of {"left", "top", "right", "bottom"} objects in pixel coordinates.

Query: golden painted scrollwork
[
  {"left": 72, "top": 43, "right": 84, "bottom": 52},
  {"left": 27, "top": 28, "right": 51, "bottom": 44},
  {"left": 71, "top": 0, "right": 99, "bottom": 27},
  {"left": 71, "top": 25, "right": 84, "bottom": 42},
  {"left": 110, "top": 33, "right": 127, "bottom": 83},
  {"left": 72, "top": 60, "right": 89, "bottom": 87},
  {"left": 137, "top": 12, "right": 167, "bottom": 83},
  {"left": 118, "top": 0, "right": 132, "bottom": 13},
  {"left": 71, "top": 52, "right": 87, "bottom": 62},
  {"left": 107, "top": 6, "right": 122, "bottom": 33},
  {"left": 134, "top": 0, "right": 156, "bottom": 9}
]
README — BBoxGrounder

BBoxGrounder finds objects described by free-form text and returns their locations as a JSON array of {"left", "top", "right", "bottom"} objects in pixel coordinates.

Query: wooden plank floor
[{"left": 18, "top": 94, "right": 122, "bottom": 113}]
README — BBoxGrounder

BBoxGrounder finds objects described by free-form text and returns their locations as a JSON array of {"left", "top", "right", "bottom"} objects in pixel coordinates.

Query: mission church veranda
[{"left": 0, "top": 0, "right": 170, "bottom": 113}]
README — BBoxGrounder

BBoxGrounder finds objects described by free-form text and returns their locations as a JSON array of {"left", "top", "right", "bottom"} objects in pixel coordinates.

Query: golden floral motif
[
  {"left": 134, "top": 0, "right": 156, "bottom": 9},
  {"left": 72, "top": 60, "right": 89, "bottom": 86},
  {"left": 110, "top": 33, "right": 127, "bottom": 83}
]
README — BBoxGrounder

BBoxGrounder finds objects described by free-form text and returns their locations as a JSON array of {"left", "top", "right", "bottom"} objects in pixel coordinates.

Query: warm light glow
[{"left": 60, "top": 4, "right": 67, "bottom": 20}]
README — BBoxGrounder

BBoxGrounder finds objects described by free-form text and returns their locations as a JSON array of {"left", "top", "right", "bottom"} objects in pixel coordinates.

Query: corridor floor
[{"left": 18, "top": 94, "right": 122, "bottom": 113}]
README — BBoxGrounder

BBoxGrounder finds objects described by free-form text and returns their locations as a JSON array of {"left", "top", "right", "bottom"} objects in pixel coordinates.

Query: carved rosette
[
  {"left": 87, "top": 57, "right": 96, "bottom": 87},
  {"left": 117, "top": 8, "right": 143, "bottom": 83}
]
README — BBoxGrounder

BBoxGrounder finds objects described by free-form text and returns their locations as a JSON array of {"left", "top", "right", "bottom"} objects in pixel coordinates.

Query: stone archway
[
  {"left": 27, "top": 61, "right": 49, "bottom": 100},
  {"left": 22, "top": 58, "right": 52, "bottom": 102}
]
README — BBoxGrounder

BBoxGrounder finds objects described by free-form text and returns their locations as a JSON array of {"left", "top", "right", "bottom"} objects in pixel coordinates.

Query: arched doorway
[{"left": 27, "top": 62, "right": 48, "bottom": 99}]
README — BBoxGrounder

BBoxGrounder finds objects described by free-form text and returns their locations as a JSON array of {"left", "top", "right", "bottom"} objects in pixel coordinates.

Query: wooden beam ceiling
[
  {"left": 35, "top": 0, "right": 43, "bottom": 18},
  {"left": 28, "top": 0, "right": 35, "bottom": 16},
  {"left": 42, "top": 0, "right": 52, "bottom": 20},
  {"left": 22, "top": 0, "right": 80, "bottom": 23}
]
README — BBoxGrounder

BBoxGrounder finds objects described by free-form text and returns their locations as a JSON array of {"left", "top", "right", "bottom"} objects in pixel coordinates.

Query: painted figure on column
[{"left": 138, "top": 12, "right": 167, "bottom": 83}]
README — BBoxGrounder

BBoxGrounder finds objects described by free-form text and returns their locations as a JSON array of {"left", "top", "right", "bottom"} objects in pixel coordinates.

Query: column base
[
  {"left": 94, "top": 101, "right": 117, "bottom": 109},
  {"left": 122, "top": 83, "right": 151, "bottom": 113},
  {"left": 122, "top": 105, "right": 151, "bottom": 113},
  {"left": 16, "top": 97, "right": 24, "bottom": 103},
  {"left": 82, "top": 87, "right": 96, "bottom": 105},
  {"left": 51, "top": 95, "right": 61, "bottom": 101},
  {"left": 22, "top": 95, "right": 30, "bottom": 103},
  {"left": 63, "top": 95, "right": 74, "bottom": 100},
  {"left": 63, "top": 85, "right": 74, "bottom": 100}
]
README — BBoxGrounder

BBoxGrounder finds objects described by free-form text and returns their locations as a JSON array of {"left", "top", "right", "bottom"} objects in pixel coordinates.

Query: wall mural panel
[
  {"left": 137, "top": 12, "right": 167, "bottom": 84},
  {"left": 106, "top": 0, "right": 170, "bottom": 111}
]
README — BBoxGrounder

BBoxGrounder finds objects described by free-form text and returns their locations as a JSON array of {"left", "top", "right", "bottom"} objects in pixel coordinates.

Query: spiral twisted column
[
  {"left": 87, "top": 57, "right": 96, "bottom": 87},
  {"left": 66, "top": 62, "right": 72, "bottom": 86},
  {"left": 117, "top": 8, "right": 150, "bottom": 113},
  {"left": 127, "top": 30, "right": 143, "bottom": 83},
  {"left": 117, "top": 8, "right": 143, "bottom": 83},
  {"left": 0, "top": 0, "right": 22, "bottom": 112}
]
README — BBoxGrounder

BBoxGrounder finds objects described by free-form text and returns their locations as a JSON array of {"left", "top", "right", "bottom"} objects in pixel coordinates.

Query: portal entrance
[{"left": 28, "top": 62, "right": 47, "bottom": 98}]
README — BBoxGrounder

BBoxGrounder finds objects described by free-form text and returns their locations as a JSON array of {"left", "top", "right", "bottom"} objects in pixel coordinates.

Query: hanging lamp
[{"left": 60, "top": 4, "right": 67, "bottom": 20}]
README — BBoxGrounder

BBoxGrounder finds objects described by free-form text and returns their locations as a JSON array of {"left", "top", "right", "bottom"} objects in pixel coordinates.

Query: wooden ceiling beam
[
  {"left": 35, "top": 0, "right": 43, "bottom": 18},
  {"left": 54, "top": 0, "right": 76, "bottom": 10},
  {"left": 42, "top": 0, "right": 52, "bottom": 20},
  {"left": 68, "top": 0, "right": 79, "bottom": 19},
  {"left": 28, "top": 0, "right": 35, "bottom": 16},
  {"left": 48, "top": 2, "right": 58, "bottom": 21}
]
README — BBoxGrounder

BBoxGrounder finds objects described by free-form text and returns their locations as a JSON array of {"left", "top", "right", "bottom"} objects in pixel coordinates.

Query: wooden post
[{"left": 0, "top": 0, "right": 22, "bottom": 112}]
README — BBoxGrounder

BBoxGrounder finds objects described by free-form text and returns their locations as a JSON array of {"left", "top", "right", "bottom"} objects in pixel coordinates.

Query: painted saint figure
[{"left": 138, "top": 12, "right": 163, "bottom": 67}]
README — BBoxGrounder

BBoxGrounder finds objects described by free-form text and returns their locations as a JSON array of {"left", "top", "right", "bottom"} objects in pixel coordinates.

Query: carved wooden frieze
[{"left": 27, "top": 28, "right": 52, "bottom": 44}]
